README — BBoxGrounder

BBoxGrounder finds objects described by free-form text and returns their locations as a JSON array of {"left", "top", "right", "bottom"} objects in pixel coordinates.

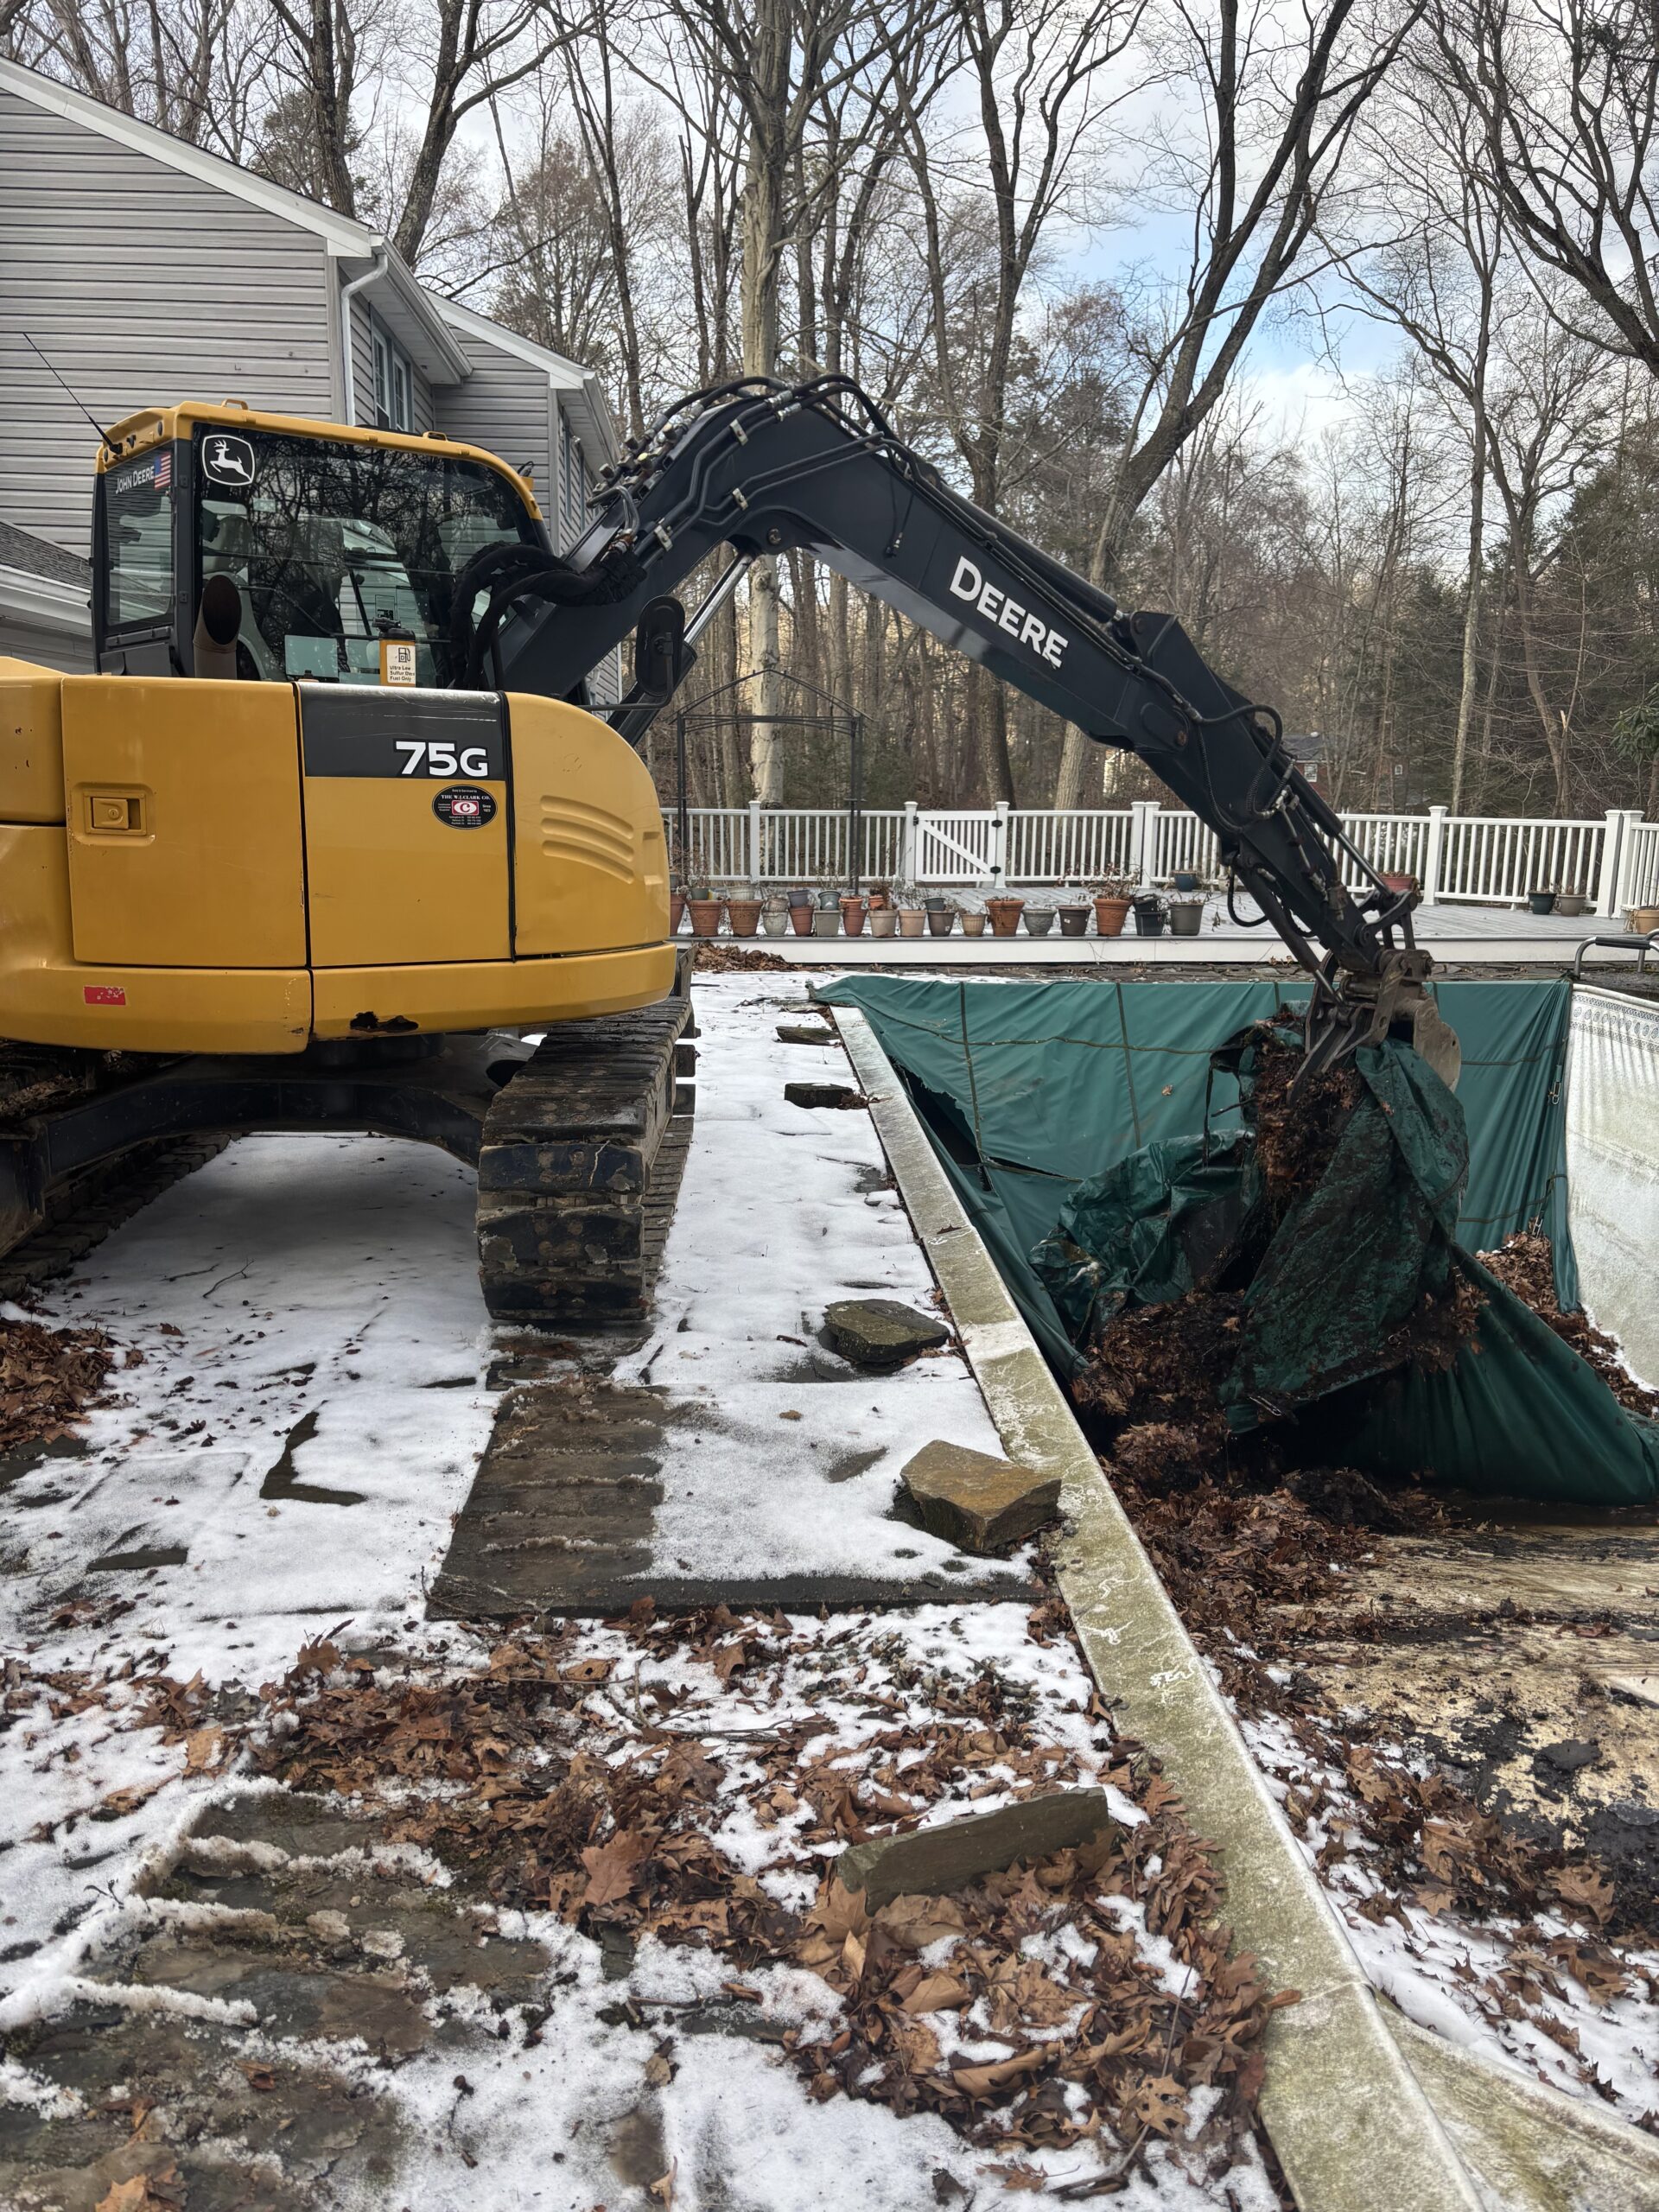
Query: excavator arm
[{"left": 471, "top": 377, "right": 1457, "bottom": 1085}]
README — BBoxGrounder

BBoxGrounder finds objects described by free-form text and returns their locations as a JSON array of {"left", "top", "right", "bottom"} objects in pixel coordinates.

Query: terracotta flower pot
[
  {"left": 987, "top": 897, "right": 1025, "bottom": 938},
  {"left": 790, "top": 904, "right": 815, "bottom": 935},
  {"left": 727, "top": 897, "right": 762, "bottom": 938},
  {"left": 897, "top": 908, "right": 926, "bottom": 937},
  {"left": 669, "top": 893, "right": 686, "bottom": 936},
  {"left": 869, "top": 907, "right": 899, "bottom": 938},
  {"left": 687, "top": 898, "right": 724, "bottom": 938},
  {"left": 839, "top": 896, "right": 868, "bottom": 937},
  {"left": 961, "top": 912, "right": 988, "bottom": 938},
  {"left": 1093, "top": 895, "right": 1132, "bottom": 938},
  {"left": 1630, "top": 905, "right": 1659, "bottom": 936}
]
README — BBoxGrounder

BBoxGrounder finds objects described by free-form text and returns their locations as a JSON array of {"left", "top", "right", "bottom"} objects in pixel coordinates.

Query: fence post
[
  {"left": 902, "top": 801, "right": 918, "bottom": 890},
  {"left": 990, "top": 801, "right": 1010, "bottom": 887},
  {"left": 1421, "top": 804, "right": 1447, "bottom": 906},
  {"left": 1129, "top": 799, "right": 1160, "bottom": 889},
  {"left": 1594, "top": 809, "right": 1629, "bottom": 917},
  {"left": 747, "top": 798, "right": 763, "bottom": 886}
]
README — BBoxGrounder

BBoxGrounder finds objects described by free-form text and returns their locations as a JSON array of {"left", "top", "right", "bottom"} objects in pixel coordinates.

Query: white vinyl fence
[{"left": 664, "top": 798, "right": 1659, "bottom": 916}]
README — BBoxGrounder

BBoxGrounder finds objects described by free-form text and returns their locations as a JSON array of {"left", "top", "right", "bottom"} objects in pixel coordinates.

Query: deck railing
[{"left": 664, "top": 799, "right": 1658, "bottom": 916}]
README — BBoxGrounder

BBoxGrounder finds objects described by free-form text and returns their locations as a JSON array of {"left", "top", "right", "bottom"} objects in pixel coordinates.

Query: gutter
[
  {"left": 0, "top": 564, "right": 91, "bottom": 635},
  {"left": 338, "top": 241, "right": 390, "bottom": 426}
]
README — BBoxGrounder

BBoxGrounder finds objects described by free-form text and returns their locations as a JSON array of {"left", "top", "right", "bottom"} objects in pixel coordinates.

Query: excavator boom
[{"left": 473, "top": 376, "right": 1458, "bottom": 1085}]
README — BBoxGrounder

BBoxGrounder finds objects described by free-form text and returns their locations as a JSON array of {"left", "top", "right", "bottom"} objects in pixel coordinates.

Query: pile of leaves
[
  {"left": 0, "top": 1315, "right": 121, "bottom": 1457},
  {"left": 1109, "top": 1454, "right": 1659, "bottom": 2103},
  {"left": 1478, "top": 1231, "right": 1659, "bottom": 1419},
  {"left": 694, "top": 943, "right": 790, "bottom": 973},
  {"left": 247, "top": 1599, "right": 1289, "bottom": 2188}
]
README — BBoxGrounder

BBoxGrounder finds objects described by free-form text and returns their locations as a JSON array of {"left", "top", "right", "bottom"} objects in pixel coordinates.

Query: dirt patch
[
  {"left": 0, "top": 1315, "right": 122, "bottom": 1458},
  {"left": 1478, "top": 1231, "right": 1659, "bottom": 1419},
  {"left": 1106, "top": 1455, "right": 1659, "bottom": 2113}
]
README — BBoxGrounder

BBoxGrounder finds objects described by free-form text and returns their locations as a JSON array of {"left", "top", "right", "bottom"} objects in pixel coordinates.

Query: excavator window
[
  {"left": 192, "top": 427, "right": 539, "bottom": 685},
  {"left": 103, "top": 451, "right": 175, "bottom": 630}
]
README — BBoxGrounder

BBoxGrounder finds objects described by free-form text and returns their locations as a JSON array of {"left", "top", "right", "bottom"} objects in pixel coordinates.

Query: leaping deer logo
[{"left": 204, "top": 435, "right": 254, "bottom": 486}]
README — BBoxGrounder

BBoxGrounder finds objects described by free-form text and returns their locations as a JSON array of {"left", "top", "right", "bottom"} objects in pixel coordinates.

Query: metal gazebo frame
[{"left": 671, "top": 672, "right": 866, "bottom": 887}]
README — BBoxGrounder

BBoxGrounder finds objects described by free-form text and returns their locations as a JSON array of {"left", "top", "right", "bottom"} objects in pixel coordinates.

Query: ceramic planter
[
  {"left": 1527, "top": 889, "right": 1555, "bottom": 916},
  {"left": 760, "top": 910, "right": 790, "bottom": 936},
  {"left": 1555, "top": 893, "right": 1589, "bottom": 918},
  {"left": 812, "top": 906, "right": 842, "bottom": 937},
  {"left": 1630, "top": 905, "right": 1659, "bottom": 936},
  {"left": 727, "top": 897, "right": 762, "bottom": 938},
  {"left": 986, "top": 897, "right": 1025, "bottom": 938},
  {"left": 1057, "top": 905, "right": 1090, "bottom": 938},
  {"left": 926, "top": 907, "right": 956, "bottom": 936},
  {"left": 898, "top": 909, "right": 927, "bottom": 937},
  {"left": 1023, "top": 907, "right": 1056, "bottom": 936},
  {"left": 869, "top": 907, "right": 899, "bottom": 938},
  {"left": 1168, "top": 900, "right": 1204, "bottom": 938},
  {"left": 960, "top": 912, "right": 988, "bottom": 938},
  {"left": 1093, "top": 895, "right": 1132, "bottom": 938},
  {"left": 839, "top": 896, "right": 868, "bottom": 937},
  {"left": 1173, "top": 871, "right": 1200, "bottom": 893},
  {"left": 687, "top": 898, "right": 723, "bottom": 938}
]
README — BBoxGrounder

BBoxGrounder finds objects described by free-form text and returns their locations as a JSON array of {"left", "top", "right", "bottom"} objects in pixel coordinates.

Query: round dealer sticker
[{"left": 433, "top": 785, "right": 496, "bottom": 829}]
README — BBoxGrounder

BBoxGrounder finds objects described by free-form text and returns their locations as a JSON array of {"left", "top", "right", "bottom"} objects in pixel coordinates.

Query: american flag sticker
[{"left": 153, "top": 448, "right": 172, "bottom": 490}]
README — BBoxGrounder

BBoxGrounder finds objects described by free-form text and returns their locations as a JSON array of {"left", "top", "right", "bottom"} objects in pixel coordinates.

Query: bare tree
[
  {"left": 1054, "top": 0, "right": 1421, "bottom": 804},
  {"left": 1433, "top": 0, "right": 1659, "bottom": 375},
  {"left": 899, "top": 0, "right": 1143, "bottom": 800}
]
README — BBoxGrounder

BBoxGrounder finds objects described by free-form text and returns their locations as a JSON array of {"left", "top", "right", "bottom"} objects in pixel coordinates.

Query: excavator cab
[{"left": 93, "top": 405, "right": 544, "bottom": 685}]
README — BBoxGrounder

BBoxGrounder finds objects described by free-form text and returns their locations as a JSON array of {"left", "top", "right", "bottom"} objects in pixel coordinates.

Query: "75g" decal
[{"left": 395, "top": 741, "right": 493, "bottom": 778}]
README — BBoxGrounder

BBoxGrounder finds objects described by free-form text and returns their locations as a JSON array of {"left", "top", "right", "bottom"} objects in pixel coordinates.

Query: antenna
[{"left": 23, "top": 334, "right": 118, "bottom": 452}]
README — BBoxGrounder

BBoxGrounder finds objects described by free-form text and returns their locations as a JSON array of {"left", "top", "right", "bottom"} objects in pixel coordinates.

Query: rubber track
[{"left": 0, "top": 1136, "right": 232, "bottom": 1303}]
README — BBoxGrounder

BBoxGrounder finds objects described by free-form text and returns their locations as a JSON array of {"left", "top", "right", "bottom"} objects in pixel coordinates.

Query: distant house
[{"left": 0, "top": 57, "right": 620, "bottom": 688}]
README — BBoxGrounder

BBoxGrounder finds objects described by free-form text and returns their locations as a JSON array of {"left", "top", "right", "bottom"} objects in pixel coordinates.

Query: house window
[{"left": 372, "top": 319, "right": 413, "bottom": 432}]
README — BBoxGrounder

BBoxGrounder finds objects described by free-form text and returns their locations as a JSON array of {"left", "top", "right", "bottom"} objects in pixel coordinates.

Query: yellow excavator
[{"left": 0, "top": 378, "right": 1454, "bottom": 1322}]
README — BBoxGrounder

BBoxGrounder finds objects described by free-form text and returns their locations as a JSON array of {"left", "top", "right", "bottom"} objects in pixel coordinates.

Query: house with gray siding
[{"left": 0, "top": 57, "right": 620, "bottom": 689}]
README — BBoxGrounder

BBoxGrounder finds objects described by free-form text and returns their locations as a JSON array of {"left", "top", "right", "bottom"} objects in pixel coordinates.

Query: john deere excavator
[{"left": 0, "top": 377, "right": 1456, "bottom": 1323}]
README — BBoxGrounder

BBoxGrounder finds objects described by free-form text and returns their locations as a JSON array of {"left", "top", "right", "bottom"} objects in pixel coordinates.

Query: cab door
[
  {"left": 297, "top": 688, "right": 509, "bottom": 967},
  {"left": 62, "top": 677, "right": 306, "bottom": 968}
]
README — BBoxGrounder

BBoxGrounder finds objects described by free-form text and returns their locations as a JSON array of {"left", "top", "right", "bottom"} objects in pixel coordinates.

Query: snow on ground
[
  {"left": 2, "top": 973, "right": 1281, "bottom": 2207},
  {"left": 613, "top": 973, "right": 1021, "bottom": 1588}
]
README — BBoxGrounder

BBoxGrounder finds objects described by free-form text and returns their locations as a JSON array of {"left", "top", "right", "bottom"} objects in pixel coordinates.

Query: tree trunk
[
  {"left": 740, "top": 0, "right": 788, "bottom": 804},
  {"left": 1450, "top": 439, "right": 1486, "bottom": 812}
]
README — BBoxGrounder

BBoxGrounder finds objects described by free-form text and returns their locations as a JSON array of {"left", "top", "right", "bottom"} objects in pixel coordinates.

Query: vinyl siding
[
  {"left": 0, "top": 608, "right": 94, "bottom": 672},
  {"left": 433, "top": 324, "right": 556, "bottom": 508},
  {"left": 0, "top": 87, "right": 340, "bottom": 555}
]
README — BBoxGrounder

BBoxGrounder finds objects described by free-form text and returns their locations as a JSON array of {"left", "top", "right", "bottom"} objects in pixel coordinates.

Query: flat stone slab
[
  {"left": 783, "top": 1081, "right": 864, "bottom": 1109},
  {"left": 901, "top": 1438, "right": 1061, "bottom": 1552},
  {"left": 429, "top": 1381, "right": 1035, "bottom": 1617},
  {"left": 825, "top": 1298, "right": 950, "bottom": 1370},
  {"left": 777, "top": 1024, "right": 838, "bottom": 1046},
  {"left": 838, "top": 1789, "right": 1117, "bottom": 1909}
]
